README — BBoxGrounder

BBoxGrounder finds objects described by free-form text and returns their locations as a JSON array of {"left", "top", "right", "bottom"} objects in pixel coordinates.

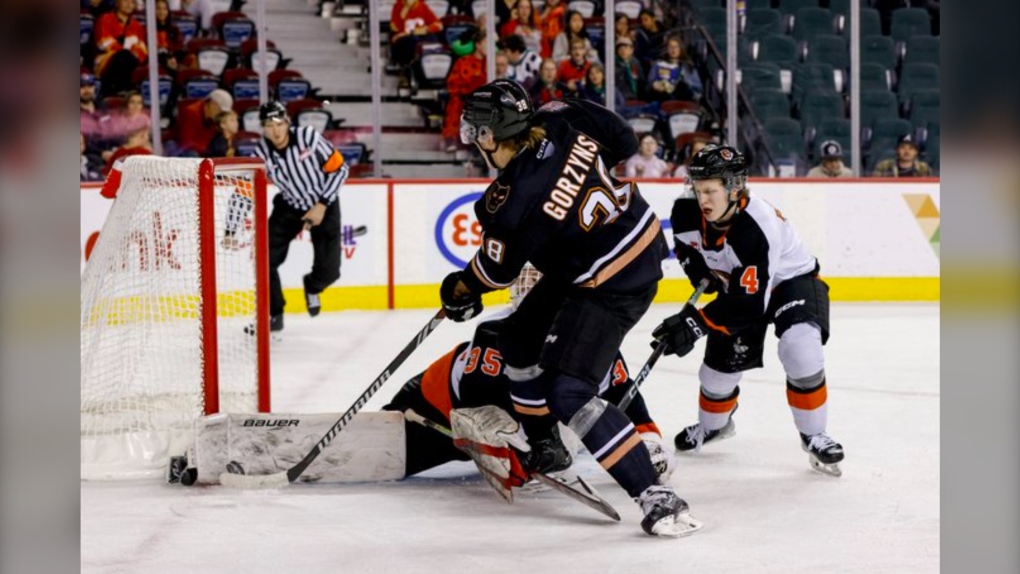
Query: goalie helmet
[
  {"left": 509, "top": 264, "right": 542, "bottom": 310},
  {"left": 687, "top": 144, "right": 748, "bottom": 190},
  {"left": 460, "top": 80, "right": 534, "bottom": 145}
]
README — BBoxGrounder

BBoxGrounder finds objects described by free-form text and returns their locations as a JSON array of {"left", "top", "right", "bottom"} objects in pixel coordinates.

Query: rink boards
[{"left": 81, "top": 177, "right": 940, "bottom": 310}]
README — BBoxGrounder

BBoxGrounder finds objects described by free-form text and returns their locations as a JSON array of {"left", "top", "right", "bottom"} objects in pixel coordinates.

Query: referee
[{"left": 254, "top": 100, "right": 348, "bottom": 334}]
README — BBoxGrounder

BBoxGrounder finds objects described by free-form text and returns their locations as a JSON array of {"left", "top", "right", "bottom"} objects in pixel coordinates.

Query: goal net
[{"left": 81, "top": 157, "right": 271, "bottom": 480}]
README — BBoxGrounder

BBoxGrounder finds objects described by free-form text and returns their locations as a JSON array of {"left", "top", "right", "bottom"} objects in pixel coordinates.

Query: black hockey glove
[
  {"left": 651, "top": 306, "right": 708, "bottom": 357},
  {"left": 440, "top": 271, "right": 483, "bottom": 322},
  {"left": 675, "top": 242, "right": 721, "bottom": 294}
]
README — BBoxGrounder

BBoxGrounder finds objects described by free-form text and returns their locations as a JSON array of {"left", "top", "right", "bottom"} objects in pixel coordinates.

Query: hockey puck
[{"left": 180, "top": 468, "right": 198, "bottom": 486}]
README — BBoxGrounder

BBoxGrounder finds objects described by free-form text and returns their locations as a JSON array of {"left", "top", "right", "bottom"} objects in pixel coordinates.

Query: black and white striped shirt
[{"left": 254, "top": 125, "right": 348, "bottom": 211}]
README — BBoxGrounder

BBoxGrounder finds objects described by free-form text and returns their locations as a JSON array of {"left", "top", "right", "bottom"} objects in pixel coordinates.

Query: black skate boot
[
  {"left": 674, "top": 404, "right": 738, "bottom": 452},
  {"left": 637, "top": 485, "right": 702, "bottom": 537},
  {"left": 303, "top": 275, "right": 321, "bottom": 317},
  {"left": 244, "top": 314, "right": 284, "bottom": 339},
  {"left": 800, "top": 432, "right": 844, "bottom": 477},
  {"left": 520, "top": 425, "right": 572, "bottom": 474}
]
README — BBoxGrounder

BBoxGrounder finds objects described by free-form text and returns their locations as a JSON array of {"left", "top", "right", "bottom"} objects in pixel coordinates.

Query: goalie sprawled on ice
[{"left": 172, "top": 268, "right": 674, "bottom": 497}]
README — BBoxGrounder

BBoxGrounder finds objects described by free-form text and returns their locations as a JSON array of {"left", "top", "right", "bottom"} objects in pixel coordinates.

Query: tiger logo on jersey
[{"left": 485, "top": 181, "right": 511, "bottom": 214}]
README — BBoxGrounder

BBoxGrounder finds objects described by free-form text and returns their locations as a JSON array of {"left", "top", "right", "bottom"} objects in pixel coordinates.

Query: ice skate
[
  {"left": 674, "top": 417, "right": 736, "bottom": 453},
  {"left": 637, "top": 485, "right": 702, "bottom": 537},
  {"left": 245, "top": 314, "right": 284, "bottom": 341},
  {"left": 520, "top": 426, "right": 572, "bottom": 474},
  {"left": 801, "top": 432, "right": 844, "bottom": 477}
]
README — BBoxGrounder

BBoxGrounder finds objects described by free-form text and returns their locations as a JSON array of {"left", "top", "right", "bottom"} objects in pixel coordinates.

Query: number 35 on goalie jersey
[{"left": 467, "top": 111, "right": 667, "bottom": 294}]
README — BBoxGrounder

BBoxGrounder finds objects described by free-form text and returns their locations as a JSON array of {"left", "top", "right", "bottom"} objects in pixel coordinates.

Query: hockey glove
[
  {"left": 651, "top": 306, "right": 707, "bottom": 357},
  {"left": 641, "top": 433, "right": 676, "bottom": 483},
  {"left": 440, "top": 271, "right": 483, "bottom": 322},
  {"left": 675, "top": 242, "right": 722, "bottom": 294}
]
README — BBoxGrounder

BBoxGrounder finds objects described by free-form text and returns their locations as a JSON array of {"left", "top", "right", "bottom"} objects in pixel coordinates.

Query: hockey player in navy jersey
[
  {"left": 438, "top": 79, "right": 700, "bottom": 536},
  {"left": 650, "top": 144, "right": 846, "bottom": 476}
]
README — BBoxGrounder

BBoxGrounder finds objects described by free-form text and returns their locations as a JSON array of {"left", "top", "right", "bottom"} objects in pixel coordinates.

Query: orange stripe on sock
[
  {"left": 634, "top": 422, "right": 661, "bottom": 437},
  {"left": 700, "top": 393, "right": 738, "bottom": 414},
  {"left": 598, "top": 433, "right": 642, "bottom": 470},
  {"left": 787, "top": 385, "right": 828, "bottom": 410},
  {"left": 513, "top": 404, "right": 551, "bottom": 416}
]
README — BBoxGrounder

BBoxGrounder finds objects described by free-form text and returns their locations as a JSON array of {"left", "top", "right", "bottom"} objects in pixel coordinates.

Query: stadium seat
[
  {"left": 869, "top": 117, "right": 913, "bottom": 153},
  {"left": 897, "top": 62, "right": 939, "bottom": 105},
  {"left": 778, "top": 0, "right": 819, "bottom": 17},
  {"left": 661, "top": 101, "right": 706, "bottom": 140},
  {"left": 903, "top": 36, "right": 940, "bottom": 68},
  {"left": 798, "top": 89, "right": 844, "bottom": 135},
  {"left": 689, "top": 0, "right": 722, "bottom": 16},
  {"left": 337, "top": 142, "right": 369, "bottom": 165},
  {"left": 855, "top": 8, "right": 882, "bottom": 37},
  {"left": 806, "top": 34, "right": 849, "bottom": 71},
  {"left": 615, "top": 1, "right": 644, "bottom": 19},
  {"left": 170, "top": 11, "right": 200, "bottom": 44},
  {"left": 924, "top": 132, "right": 940, "bottom": 172},
  {"left": 213, "top": 12, "right": 256, "bottom": 50},
  {"left": 763, "top": 116, "right": 807, "bottom": 171},
  {"left": 285, "top": 98, "right": 325, "bottom": 121},
  {"left": 242, "top": 40, "right": 285, "bottom": 72},
  {"left": 859, "top": 62, "right": 892, "bottom": 92},
  {"left": 295, "top": 107, "right": 334, "bottom": 133},
  {"left": 755, "top": 34, "right": 799, "bottom": 70},
  {"left": 791, "top": 7, "right": 835, "bottom": 44},
  {"left": 410, "top": 43, "right": 454, "bottom": 90},
  {"left": 908, "top": 90, "right": 940, "bottom": 129},
  {"left": 828, "top": 0, "right": 850, "bottom": 17},
  {"left": 860, "top": 89, "right": 899, "bottom": 128},
  {"left": 890, "top": 7, "right": 933, "bottom": 44},
  {"left": 234, "top": 131, "right": 261, "bottom": 157},
  {"left": 744, "top": 0, "right": 773, "bottom": 11},
  {"left": 791, "top": 62, "right": 836, "bottom": 107},
  {"left": 269, "top": 70, "right": 312, "bottom": 102},
  {"left": 132, "top": 67, "right": 173, "bottom": 110},
  {"left": 425, "top": 0, "right": 449, "bottom": 17},
  {"left": 176, "top": 69, "right": 221, "bottom": 100},
  {"left": 813, "top": 117, "right": 853, "bottom": 162},
  {"left": 81, "top": 13, "right": 94, "bottom": 46},
  {"left": 441, "top": 15, "right": 476, "bottom": 46},
  {"left": 698, "top": 6, "right": 727, "bottom": 40},
  {"left": 861, "top": 35, "right": 896, "bottom": 73},
  {"left": 740, "top": 62, "right": 784, "bottom": 93},
  {"left": 567, "top": 1, "right": 596, "bottom": 18},
  {"left": 743, "top": 8, "right": 785, "bottom": 41},
  {"left": 188, "top": 39, "right": 231, "bottom": 76},
  {"left": 223, "top": 68, "right": 261, "bottom": 100},
  {"left": 749, "top": 88, "right": 792, "bottom": 122}
]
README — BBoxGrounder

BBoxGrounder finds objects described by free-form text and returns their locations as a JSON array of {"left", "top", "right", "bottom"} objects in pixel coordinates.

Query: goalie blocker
[{"left": 174, "top": 310, "right": 674, "bottom": 486}]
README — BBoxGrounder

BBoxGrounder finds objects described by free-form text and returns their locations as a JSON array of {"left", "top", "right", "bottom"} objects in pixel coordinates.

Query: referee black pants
[{"left": 267, "top": 194, "right": 341, "bottom": 316}]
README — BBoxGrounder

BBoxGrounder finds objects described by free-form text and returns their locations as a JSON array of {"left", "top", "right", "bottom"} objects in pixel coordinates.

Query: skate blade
[
  {"left": 652, "top": 511, "right": 703, "bottom": 538},
  {"left": 808, "top": 454, "right": 843, "bottom": 477}
]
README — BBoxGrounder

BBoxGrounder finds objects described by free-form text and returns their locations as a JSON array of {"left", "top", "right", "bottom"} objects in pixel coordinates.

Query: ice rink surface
[{"left": 82, "top": 302, "right": 940, "bottom": 573}]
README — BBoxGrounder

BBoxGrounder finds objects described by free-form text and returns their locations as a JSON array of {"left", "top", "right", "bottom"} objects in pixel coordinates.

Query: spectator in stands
[
  {"left": 807, "top": 140, "right": 853, "bottom": 178},
  {"left": 81, "top": 133, "right": 103, "bottom": 182},
  {"left": 614, "top": 37, "right": 645, "bottom": 101},
  {"left": 529, "top": 58, "right": 565, "bottom": 105},
  {"left": 495, "top": 51, "right": 510, "bottom": 79},
  {"left": 580, "top": 63, "right": 625, "bottom": 109},
  {"left": 104, "top": 127, "right": 153, "bottom": 175},
  {"left": 552, "top": 10, "right": 598, "bottom": 64},
  {"left": 672, "top": 135, "right": 711, "bottom": 179},
  {"left": 80, "top": 72, "right": 118, "bottom": 161},
  {"left": 615, "top": 12, "right": 637, "bottom": 44},
  {"left": 389, "top": 0, "right": 444, "bottom": 72},
  {"left": 155, "top": 0, "right": 184, "bottom": 74},
  {"left": 625, "top": 133, "right": 671, "bottom": 178},
  {"left": 538, "top": 0, "right": 566, "bottom": 58},
  {"left": 206, "top": 110, "right": 240, "bottom": 158},
  {"left": 109, "top": 90, "right": 151, "bottom": 143},
  {"left": 635, "top": 8, "right": 666, "bottom": 70},
  {"left": 557, "top": 38, "right": 592, "bottom": 97},
  {"left": 492, "top": 0, "right": 517, "bottom": 28},
  {"left": 93, "top": 0, "right": 149, "bottom": 97},
  {"left": 442, "top": 28, "right": 489, "bottom": 152},
  {"left": 872, "top": 134, "right": 934, "bottom": 177},
  {"left": 175, "top": 89, "right": 233, "bottom": 156},
  {"left": 500, "top": 0, "right": 543, "bottom": 55},
  {"left": 83, "top": 0, "right": 115, "bottom": 17},
  {"left": 647, "top": 35, "right": 701, "bottom": 103},
  {"left": 498, "top": 34, "right": 543, "bottom": 90}
]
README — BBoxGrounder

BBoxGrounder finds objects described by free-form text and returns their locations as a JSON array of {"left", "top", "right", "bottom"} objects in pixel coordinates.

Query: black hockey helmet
[
  {"left": 259, "top": 100, "right": 289, "bottom": 124},
  {"left": 460, "top": 79, "right": 534, "bottom": 145},
  {"left": 688, "top": 144, "right": 748, "bottom": 182}
]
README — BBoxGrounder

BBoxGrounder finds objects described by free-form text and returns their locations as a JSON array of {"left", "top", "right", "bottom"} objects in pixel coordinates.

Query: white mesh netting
[{"left": 81, "top": 157, "right": 267, "bottom": 480}]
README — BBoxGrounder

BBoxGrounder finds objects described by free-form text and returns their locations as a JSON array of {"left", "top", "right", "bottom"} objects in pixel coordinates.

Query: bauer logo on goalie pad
[{"left": 242, "top": 419, "right": 300, "bottom": 427}]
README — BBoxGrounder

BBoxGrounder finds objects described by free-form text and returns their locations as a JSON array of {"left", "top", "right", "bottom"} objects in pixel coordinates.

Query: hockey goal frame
[{"left": 199, "top": 158, "right": 271, "bottom": 414}]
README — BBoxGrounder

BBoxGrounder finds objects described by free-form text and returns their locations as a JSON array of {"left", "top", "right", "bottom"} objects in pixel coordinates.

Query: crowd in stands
[{"left": 81, "top": 0, "right": 940, "bottom": 181}]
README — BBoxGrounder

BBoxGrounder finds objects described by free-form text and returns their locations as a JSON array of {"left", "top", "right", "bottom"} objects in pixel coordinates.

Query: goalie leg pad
[{"left": 450, "top": 406, "right": 530, "bottom": 501}]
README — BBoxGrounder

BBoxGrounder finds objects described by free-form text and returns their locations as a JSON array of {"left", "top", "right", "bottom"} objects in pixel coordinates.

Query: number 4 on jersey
[{"left": 739, "top": 266, "right": 759, "bottom": 294}]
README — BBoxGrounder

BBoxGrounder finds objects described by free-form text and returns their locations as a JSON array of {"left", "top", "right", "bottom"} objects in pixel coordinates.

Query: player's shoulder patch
[{"left": 484, "top": 180, "right": 512, "bottom": 214}]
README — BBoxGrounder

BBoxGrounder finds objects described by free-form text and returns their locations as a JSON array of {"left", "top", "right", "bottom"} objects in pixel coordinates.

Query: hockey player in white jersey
[{"left": 650, "top": 144, "right": 845, "bottom": 476}]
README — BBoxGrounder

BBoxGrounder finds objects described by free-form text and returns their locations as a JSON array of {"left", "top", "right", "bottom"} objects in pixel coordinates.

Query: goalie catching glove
[
  {"left": 440, "top": 272, "right": 484, "bottom": 322},
  {"left": 651, "top": 306, "right": 707, "bottom": 357}
]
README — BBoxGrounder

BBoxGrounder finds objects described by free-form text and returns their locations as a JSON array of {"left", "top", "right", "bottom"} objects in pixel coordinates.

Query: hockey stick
[
  {"left": 617, "top": 280, "right": 710, "bottom": 412},
  {"left": 404, "top": 409, "right": 621, "bottom": 521},
  {"left": 220, "top": 310, "right": 446, "bottom": 489}
]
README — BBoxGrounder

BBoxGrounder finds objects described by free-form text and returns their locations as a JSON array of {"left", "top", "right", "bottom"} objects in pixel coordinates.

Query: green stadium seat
[
  {"left": 755, "top": 34, "right": 799, "bottom": 70},
  {"left": 828, "top": 0, "right": 850, "bottom": 17},
  {"left": 859, "top": 62, "right": 892, "bottom": 92},
  {"left": 744, "top": 0, "right": 774, "bottom": 11},
  {"left": 869, "top": 118, "right": 914, "bottom": 154},
  {"left": 860, "top": 89, "right": 899, "bottom": 127},
  {"left": 861, "top": 35, "right": 896, "bottom": 72},
  {"left": 763, "top": 116, "right": 807, "bottom": 168},
  {"left": 792, "top": 62, "right": 836, "bottom": 106},
  {"left": 778, "top": 0, "right": 818, "bottom": 16},
  {"left": 690, "top": 0, "right": 722, "bottom": 16},
  {"left": 903, "top": 36, "right": 939, "bottom": 67},
  {"left": 740, "top": 62, "right": 784, "bottom": 92},
  {"left": 924, "top": 132, "right": 940, "bottom": 172},
  {"left": 792, "top": 7, "right": 835, "bottom": 44},
  {"left": 743, "top": 8, "right": 785, "bottom": 40},
  {"left": 858, "top": 8, "right": 882, "bottom": 37},
  {"left": 799, "top": 90, "right": 844, "bottom": 134},
  {"left": 749, "top": 88, "right": 792, "bottom": 122},
  {"left": 807, "top": 34, "right": 849, "bottom": 70},
  {"left": 890, "top": 7, "right": 933, "bottom": 44},
  {"left": 897, "top": 62, "right": 939, "bottom": 105},
  {"left": 908, "top": 89, "right": 940, "bottom": 129}
]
